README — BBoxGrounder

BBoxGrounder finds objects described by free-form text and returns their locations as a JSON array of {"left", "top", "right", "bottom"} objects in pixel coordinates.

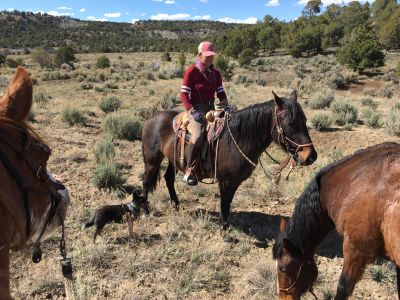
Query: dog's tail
[{"left": 82, "top": 214, "right": 95, "bottom": 230}]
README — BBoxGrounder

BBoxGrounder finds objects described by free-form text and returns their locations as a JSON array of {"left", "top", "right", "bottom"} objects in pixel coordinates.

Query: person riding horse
[{"left": 180, "top": 41, "right": 232, "bottom": 186}]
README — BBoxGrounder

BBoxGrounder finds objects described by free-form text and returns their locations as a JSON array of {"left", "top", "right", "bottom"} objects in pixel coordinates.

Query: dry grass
[{"left": 1, "top": 51, "right": 399, "bottom": 299}]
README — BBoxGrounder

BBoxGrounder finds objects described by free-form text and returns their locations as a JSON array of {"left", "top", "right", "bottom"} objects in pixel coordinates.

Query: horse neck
[
  {"left": 227, "top": 102, "right": 274, "bottom": 157},
  {"left": 284, "top": 178, "right": 335, "bottom": 259}
]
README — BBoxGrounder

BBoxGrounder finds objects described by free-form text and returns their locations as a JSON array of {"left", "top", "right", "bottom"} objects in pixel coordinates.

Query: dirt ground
[{"left": 1, "top": 51, "right": 400, "bottom": 299}]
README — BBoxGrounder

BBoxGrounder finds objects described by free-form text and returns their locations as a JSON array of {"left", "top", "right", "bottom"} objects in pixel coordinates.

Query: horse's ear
[
  {"left": 279, "top": 217, "right": 288, "bottom": 233},
  {"left": 0, "top": 67, "right": 32, "bottom": 121},
  {"left": 272, "top": 90, "right": 284, "bottom": 110},
  {"left": 290, "top": 90, "right": 297, "bottom": 102}
]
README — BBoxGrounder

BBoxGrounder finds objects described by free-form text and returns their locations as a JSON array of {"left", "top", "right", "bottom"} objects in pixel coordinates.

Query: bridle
[
  {"left": 0, "top": 121, "right": 72, "bottom": 277},
  {"left": 273, "top": 106, "right": 314, "bottom": 160},
  {"left": 277, "top": 259, "right": 318, "bottom": 299}
]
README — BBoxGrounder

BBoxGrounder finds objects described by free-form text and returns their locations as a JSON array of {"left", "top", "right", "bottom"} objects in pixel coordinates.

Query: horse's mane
[
  {"left": 273, "top": 142, "right": 400, "bottom": 259},
  {"left": 226, "top": 98, "right": 306, "bottom": 145}
]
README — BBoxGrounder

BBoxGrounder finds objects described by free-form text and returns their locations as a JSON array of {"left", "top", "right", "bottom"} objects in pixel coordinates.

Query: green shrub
[
  {"left": 93, "top": 160, "right": 126, "bottom": 190},
  {"left": 5, "top": 57, "right": 24, "bottom": 68},
  {"left": 309, "top": 92, "right": 334, "bottom": 109},
  {"left": 160, "top": 92, "right": 178, "bottom": 109},
  {"left": 362, "top": 87, "right": 377, "bottom": 97},
  {"left": 103, "top": 113, "right": 142, "bottom": 141},
  {"left": 33, "top": 92, "right": 49, "bottom": 108},
  {"left": 363, "top": 108, "right": 382, "bottom": 128},
  {"left": 311, "top": 113, "right": 332, "bottom": 131},
  {"left": 386, "top": 106, "right": 400, "bottom": 136},
  {"left": 99, "top": 97, "right": 121, "bottom": 113},
  {"left": 215, "top": 54, "right": 234, "bottom": 80},
  {"left": 96, "top": 55, "right": 110, "bottom": 69},
  {"left": 238, "top": 48, "right": 255, "bottom": 67},
  {"left": 337, "top": 25, "right": 384, "bottom": 73},
  {"left": 105, "top": 82, "right": 118, "bottom": 89},
  {"left": 360, "top": 97, "right": 378, "bottom": 109},
  {"left": 178, "top": 52, "right": 186, "bottom": 67},
  {"left": 378, "top": 83, "right": 396, "bottom": 98},
  {"left": 31, "top": 48, "right": 52, "bottom": 68},
  {"left": 54, "top": 45, "right": 75, "bottom": 67},
  {"left": 0, "top": 54, "right": 5, "bottom": 65},
  {"left": 94, "top": 138, "right": 115, "bottom": 163},
  {"left": 81, "top": 83, "right": 93, "bottom": 90},
  {"left": 331, "top": 100, "right": 358, "bottom": 126},
  {"left": 62, "top": 107, "right": 87, "bottom": 126},
  {"left": 161, "top": 51, "right": 171, "bottom": 62}
]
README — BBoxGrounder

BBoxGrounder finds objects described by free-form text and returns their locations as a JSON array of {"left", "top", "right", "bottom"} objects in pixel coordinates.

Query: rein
[{"left": 225, "top": 105, "right": 313, "bottom": 182}]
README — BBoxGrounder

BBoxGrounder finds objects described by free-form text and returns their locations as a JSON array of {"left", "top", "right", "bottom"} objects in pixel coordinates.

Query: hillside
[{"left": 0, "top": 11, "right": 243, "bottom": 52}]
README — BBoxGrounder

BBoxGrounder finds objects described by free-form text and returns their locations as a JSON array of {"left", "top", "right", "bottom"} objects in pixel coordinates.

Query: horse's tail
[{"left": 141, "top": 142, "right": 161, "bottom": 194}]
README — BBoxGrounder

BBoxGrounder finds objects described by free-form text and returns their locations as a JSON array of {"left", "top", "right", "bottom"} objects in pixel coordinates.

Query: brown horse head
[
  {"left": 273, "top": 218, "right": 318, "bottom": 299},
  {"left": 272, "top": 90, "right": 317, "bottom": 166},
  {"left": 0, "top": 67, "right": 70, "bottom": 298}
]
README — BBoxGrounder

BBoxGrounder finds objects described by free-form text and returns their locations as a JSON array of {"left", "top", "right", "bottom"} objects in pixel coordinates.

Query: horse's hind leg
[
  {"left": 335, "top": 239, "right": 369, "bottom": 300},
  {"left": 164, "top": 162, "right": 179, "bottom": 209}
]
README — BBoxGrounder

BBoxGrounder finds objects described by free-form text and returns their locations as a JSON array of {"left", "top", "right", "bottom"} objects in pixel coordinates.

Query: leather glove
[{"left": 191, "top": 110, "right": 204, "bottom": 123}]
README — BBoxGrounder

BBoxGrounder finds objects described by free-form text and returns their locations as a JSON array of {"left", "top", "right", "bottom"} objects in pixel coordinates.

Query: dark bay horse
[
  {"left": 273, "top": 142, "right": 400, "bottom": 300},
  {"left": 141, "top": 91, "right": 317, "bottom": 228},
  {"left": 0, "top": 68, "right": 70, "bottom": 299}
]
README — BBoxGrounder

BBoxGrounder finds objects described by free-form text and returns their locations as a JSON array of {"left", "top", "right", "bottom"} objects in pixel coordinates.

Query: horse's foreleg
[
  {"left": 335, "top": 239, "right": 368, "bottom": 300},
  {"left": 219, "top": 181, "right": 239, "bottom": 230},
  {"left": 164, "top": 162, "right": 179, "bottom": 209}
]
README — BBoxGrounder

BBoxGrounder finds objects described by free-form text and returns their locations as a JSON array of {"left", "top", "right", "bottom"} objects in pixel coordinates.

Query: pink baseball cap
[{"left": 198, "top": 41, "right": 216, "bottom": 57}]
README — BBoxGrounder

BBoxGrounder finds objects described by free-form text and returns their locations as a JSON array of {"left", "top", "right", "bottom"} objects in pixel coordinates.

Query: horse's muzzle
[{"left": 296, "top": 147, "right": 317, "bottom": 166}]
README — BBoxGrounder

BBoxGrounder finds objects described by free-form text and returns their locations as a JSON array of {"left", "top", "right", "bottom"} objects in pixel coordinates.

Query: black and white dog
[{"left": 83, "top": 191, "right": 149, "bottom": 241}]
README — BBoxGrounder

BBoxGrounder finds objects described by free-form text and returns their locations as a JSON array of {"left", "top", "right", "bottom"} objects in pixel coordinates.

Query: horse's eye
[{"left": 279, "top": 267, "right": 287, "bottom": 272}]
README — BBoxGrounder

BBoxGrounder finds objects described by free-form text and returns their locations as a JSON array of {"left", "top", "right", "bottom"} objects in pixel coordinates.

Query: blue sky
[{"left": 0, "top": 0, "right": 370, "bottom": 24}]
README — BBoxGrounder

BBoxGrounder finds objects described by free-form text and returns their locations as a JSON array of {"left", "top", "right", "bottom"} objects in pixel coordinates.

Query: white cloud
[
  {"left": 165, "top": 0, "right": 175, "bottom": 3},
  {"left": 200, "top": 0, "right": 208, "bottom": 2},
  {"left": 104, "top": 12, "right": 121, "bottom": 18},
  {"left": 131, "top": 18, "right": 139, "bottom": 23},
  {"left": 141, "top": 13, "right": 147, "bottom": 16},
  {"left": 80, "top": 8, "right": 86, "bottom": 13},
  {"left": 266, "top": 0, "right": 280, "bottom": 6},
  {"left": 57, "top": 6, "right": 72, "bottom": 10},
  {"left": 218, "top": 17, "right": 258, "bottom": 24},
  {"left": 7, "top": 8, "right": 14, "bottom": 11},
  {"left": 297, "top": 0, "right": 370, "bottom": 5},
  {"left": 87, "top": 16, "right": 107, "bottom": 21},
  {"left": 47, "top": 10, "right": 74, "bottom": 16},
  {"left": 151, "top": 13, "right": 191, "bottom": 20},
  {"left": 193, "top": 15, "right": 210, "bottom": 20}
]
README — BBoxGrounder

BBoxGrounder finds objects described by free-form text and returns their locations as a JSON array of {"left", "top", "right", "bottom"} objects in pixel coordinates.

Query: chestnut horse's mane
[{"left": 273, "top": 142, "right": 400, "bottom": 259}]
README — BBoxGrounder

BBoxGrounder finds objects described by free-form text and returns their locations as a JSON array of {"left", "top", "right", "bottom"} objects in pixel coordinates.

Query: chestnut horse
[
  {"left": 0, "top": 68, "right": 70, "bottom": 299},
  {"left": 273, "top": 142, "right": 400, "bottom": 300},
  {"left": 141, "top": 91, "right": 317, "bottom": 228}
]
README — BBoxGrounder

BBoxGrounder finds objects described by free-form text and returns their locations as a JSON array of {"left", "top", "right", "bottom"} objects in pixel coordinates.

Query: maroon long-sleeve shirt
[{"left": 180, "top": 65, "right": 227, "bottom": 110}]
